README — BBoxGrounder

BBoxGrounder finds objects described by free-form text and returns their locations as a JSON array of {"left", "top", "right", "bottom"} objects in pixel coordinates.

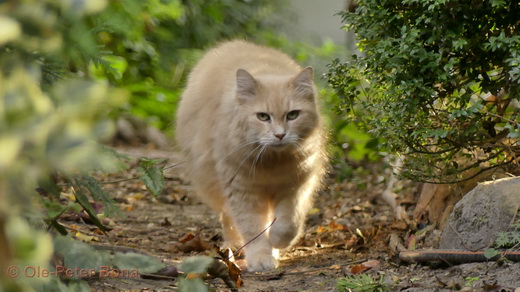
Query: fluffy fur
[{"left": 176, "top": 40, "right": 327, "bottom": 271}]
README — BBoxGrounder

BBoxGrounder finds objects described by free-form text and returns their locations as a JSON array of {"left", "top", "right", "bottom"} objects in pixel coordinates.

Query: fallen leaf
[
  {"left": 127, "top": 192, "right": 146, "bottom": 203},
  {"left": 172, "top": 231, "right": 212, "bottom": 253},
  {"left": 329, "top": 220, "right": 349, "bottom": 231},
  {"left": 361, "top": 260, "right": 380, "bottom": 269},
  {"left": 329, "top": 264, "right": 341, "bottom": 270},
  {"left": 316, "top": 220, "right": 349, "bottom": 233},
  {"left": 388, "top": 233, "right": 406, "bottom": 256},
  {"left": 407, "top": 234, "right": 416, "bottom": 250},
  {"left": 74, "top": 231, "right": 99, "bottom": 242},
  {"left": 179, "top": 233, "right": 195, "bottom": 243},
  {"left": 345, "top": 236, "right": 358, "bottom": 249},
  {"left": 204, "top": 247, "right": 244, "bottom": 289},
  {"left": 186, "top": 272, "right": 202, "bottom": 280},
  {"left": 351, "top": 263, "right": 369, "bottom": 275},
  {"left": 308, "top": 208, "right": 321, "bottom": 215},
  {"left": 351, "top": 260, "right": 380, "bottom": 275}
]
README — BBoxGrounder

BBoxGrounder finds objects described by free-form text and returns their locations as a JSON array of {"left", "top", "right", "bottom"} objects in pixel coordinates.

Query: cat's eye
[
  {"left": 257, "top": 112, "right": 271, "bottom": 121},
  {"left": 286, "top": 110, "right": 300, "bottom": 120}
]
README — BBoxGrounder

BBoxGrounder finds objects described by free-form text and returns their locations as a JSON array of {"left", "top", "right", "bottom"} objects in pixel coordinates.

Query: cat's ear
[
  {"left": 236, "top": 69, "right": 257, "bottom": 99},
  {"left": 292, "top": 66, "right": 315, "bottom": 99}
]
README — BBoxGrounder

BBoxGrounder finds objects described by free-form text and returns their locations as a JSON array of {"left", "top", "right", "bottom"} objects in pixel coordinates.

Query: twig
[
  {"left": 400, "top": 249, "right": 520, "bottom": 263},
  {"left": 233, "top": 218, "right": 277, "bottom": 258},
  {"left": 483, "top": 111, "right": 519, "bottom": 125},
  {"left": 55, "top": 162, "right": 184, "bottom": 187},
  {"left": 241, "top": 259, "right": 367, "bottom": 278}
]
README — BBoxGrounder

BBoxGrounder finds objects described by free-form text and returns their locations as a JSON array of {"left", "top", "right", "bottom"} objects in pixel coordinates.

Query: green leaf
[
  {"left": 137, "top": 158, "right": 165, "bottom": 197},
  {"left": 483, "top": 248, "right": 499, "bottom": 259},
  {"left": 79, "top": 175, "right": 120, "bottom": 217},
  {"left": 113, "top": 252, "right": 166, "bottom": 274},
  {"left": 37, "top": 177, "right": 61, "bottom": 199},
  {"left": 70, "top": 178, "right": 108, "bottom": 232},
  {"left": 178, "top": 277, "right": 209, "bottom": 292},
  {"left": 49, "top": 220, "right": 69, "bottom": 235},
  {"left": 179, "top": 256, "right": 213, "bottom": 274},
  {"left": 53, "top": 236, "right": 111, "bottom": 278},
  {"left": 42, "top": 200, "right": 69, "bottom": 219}
]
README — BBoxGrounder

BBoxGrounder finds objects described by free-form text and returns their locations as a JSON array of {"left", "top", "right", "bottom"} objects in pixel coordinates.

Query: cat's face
[{"left": 236, "top": 67, "right": 319, "bottom": 150}]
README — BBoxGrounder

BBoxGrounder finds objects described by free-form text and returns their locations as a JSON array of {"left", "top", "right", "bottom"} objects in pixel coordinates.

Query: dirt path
[{"left": 70, "top": 147, "right": 519, "bottom": 291}]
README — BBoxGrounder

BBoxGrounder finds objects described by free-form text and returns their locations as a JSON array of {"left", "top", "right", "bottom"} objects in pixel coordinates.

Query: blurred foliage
[
  {"left": 327, "top": 0, "right": 520, "bottom": 183},
  {"left": 0, "top": 0, "right": 127, "bottom": 290},
  {"left": 0, "top": 0, "right": 189, "bottom": 290},
  {"left": 0, "top": 0, "right": 313, "bottom": 290},
  {"left": 90, "top": 0, "right": 288, "bottom": 130}
]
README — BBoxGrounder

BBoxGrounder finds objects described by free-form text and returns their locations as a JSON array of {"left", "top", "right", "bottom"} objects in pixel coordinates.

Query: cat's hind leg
[{"left": 220, "top": 211, "right": 243, "bottom": 248}]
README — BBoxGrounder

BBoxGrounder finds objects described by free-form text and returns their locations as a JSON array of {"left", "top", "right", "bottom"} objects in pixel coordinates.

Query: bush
[
  {"left": 327, "top": 0, "right": 520, "bottom": 183},
  {"left": 93, "top": 0, "right": 287, "bottom": 130},
  {"left": 0, "top": 0, "right": 126, "bottom": 290}
]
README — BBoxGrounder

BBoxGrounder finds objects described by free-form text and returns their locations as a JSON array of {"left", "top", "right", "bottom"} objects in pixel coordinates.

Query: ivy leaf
[
  {"left": 53, "top": 236, "right": 111, "bottom": 277},
  {"left": 137, "top": 158, "right": 165, "bottom": 197},
  {"left": 113, "top": 252, "right": 166, "bottom": 274},
  {"left": 177, "top": 256, "right": 213, "bottom": 292},
  {"left": 179, "top": 256, "right": 213, "bottom": 274},
  {"left": 178, "top": 277, "right": 209, "bottom": 292}
]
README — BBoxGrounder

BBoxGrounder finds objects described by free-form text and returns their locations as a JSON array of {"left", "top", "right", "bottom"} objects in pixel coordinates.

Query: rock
[
  {"left": 439, "top": 177, "right": 520, "bottom": 250},
  {"left": 113, "top": 115, "right": 171, "bottom": 149}
]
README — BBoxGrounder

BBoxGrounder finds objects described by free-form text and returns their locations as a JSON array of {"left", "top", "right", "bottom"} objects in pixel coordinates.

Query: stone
[{"left": 439, "top": 177, "right": 520, "bottom": 250}]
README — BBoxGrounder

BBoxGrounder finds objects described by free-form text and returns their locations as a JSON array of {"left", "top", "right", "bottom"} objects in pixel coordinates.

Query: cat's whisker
[
  {"left": 249, "top": 144, "right": 267, "bottom": 178},
  {"left": 234, "top": 143, "right": 263, "bottom": 178},
  {"left": 218, "top": 140, "right": 260, "bottom": 164},
  {"left": 225, "top": 143, "right": 264, "bottom": 188}
]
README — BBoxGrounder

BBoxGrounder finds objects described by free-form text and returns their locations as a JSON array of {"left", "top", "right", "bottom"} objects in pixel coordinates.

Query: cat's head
[{"left": 235, "top": 67, "right": 320, "bottom": 150}]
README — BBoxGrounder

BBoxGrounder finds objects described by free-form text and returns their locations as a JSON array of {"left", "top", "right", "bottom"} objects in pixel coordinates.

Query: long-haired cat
[{"left": 176, "top": 40, "right": 327, "bottom": 271}]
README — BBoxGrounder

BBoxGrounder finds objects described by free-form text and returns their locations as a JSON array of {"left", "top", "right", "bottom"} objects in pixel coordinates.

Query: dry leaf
[
  {"left": 407, "top": 234, "right": 416, "bottom": 250},
  {"left": 206, "top": 247, "right": 243, "bottom": 289},
  {"left": 173, "top": 231, "right": 212, "bottom": 253},
  {"left": 351, "top": 260, "right": 380, "bottom": 275},
  {"left": 316, "top": 220, "right": 349, "bottom": 233},
  {"left": 74, "top": 231, "right": 99, "bottom": 242}
]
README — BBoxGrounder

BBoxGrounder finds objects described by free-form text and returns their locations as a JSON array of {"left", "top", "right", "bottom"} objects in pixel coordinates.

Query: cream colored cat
[{"left": 176, "top": 40, "right": 327, "bottom": 271}]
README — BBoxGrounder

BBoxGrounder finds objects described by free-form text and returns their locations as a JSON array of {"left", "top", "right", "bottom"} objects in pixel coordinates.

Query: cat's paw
[{"left": 246, "top": 253, "right": 278, "bottom": 272}]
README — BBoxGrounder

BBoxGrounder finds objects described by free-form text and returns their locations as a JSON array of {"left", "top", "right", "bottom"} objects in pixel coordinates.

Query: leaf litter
[{"left": 57, "top": 147, "right": 520, "bottom": 291}]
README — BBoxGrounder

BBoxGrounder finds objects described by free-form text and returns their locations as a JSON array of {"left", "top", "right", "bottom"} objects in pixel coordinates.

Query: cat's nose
[{"left": 274, "top": 133, "right": 285, "bottom": 140}]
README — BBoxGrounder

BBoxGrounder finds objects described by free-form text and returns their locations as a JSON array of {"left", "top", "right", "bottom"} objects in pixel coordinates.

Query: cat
[{"left": 175, "top": 40, "right": 327, "bottom": 271}]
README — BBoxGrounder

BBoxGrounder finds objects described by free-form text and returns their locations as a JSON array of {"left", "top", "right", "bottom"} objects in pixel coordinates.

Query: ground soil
[{"left": 65, "top": 146, "right": 519, "bottom": 292}]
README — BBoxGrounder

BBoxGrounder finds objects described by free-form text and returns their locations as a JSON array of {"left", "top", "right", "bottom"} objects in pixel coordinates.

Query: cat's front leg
[
  {"left": 270, "top": 193, "right": 311, "bottom": 249},
  {"left": 225, "top": 192, "right": 278, "bottom": 272}
]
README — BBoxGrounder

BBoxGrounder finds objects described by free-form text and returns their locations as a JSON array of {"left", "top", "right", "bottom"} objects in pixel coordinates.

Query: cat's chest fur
[{"left": 218, "top": 148, "right": 305, "bottom": 194}]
